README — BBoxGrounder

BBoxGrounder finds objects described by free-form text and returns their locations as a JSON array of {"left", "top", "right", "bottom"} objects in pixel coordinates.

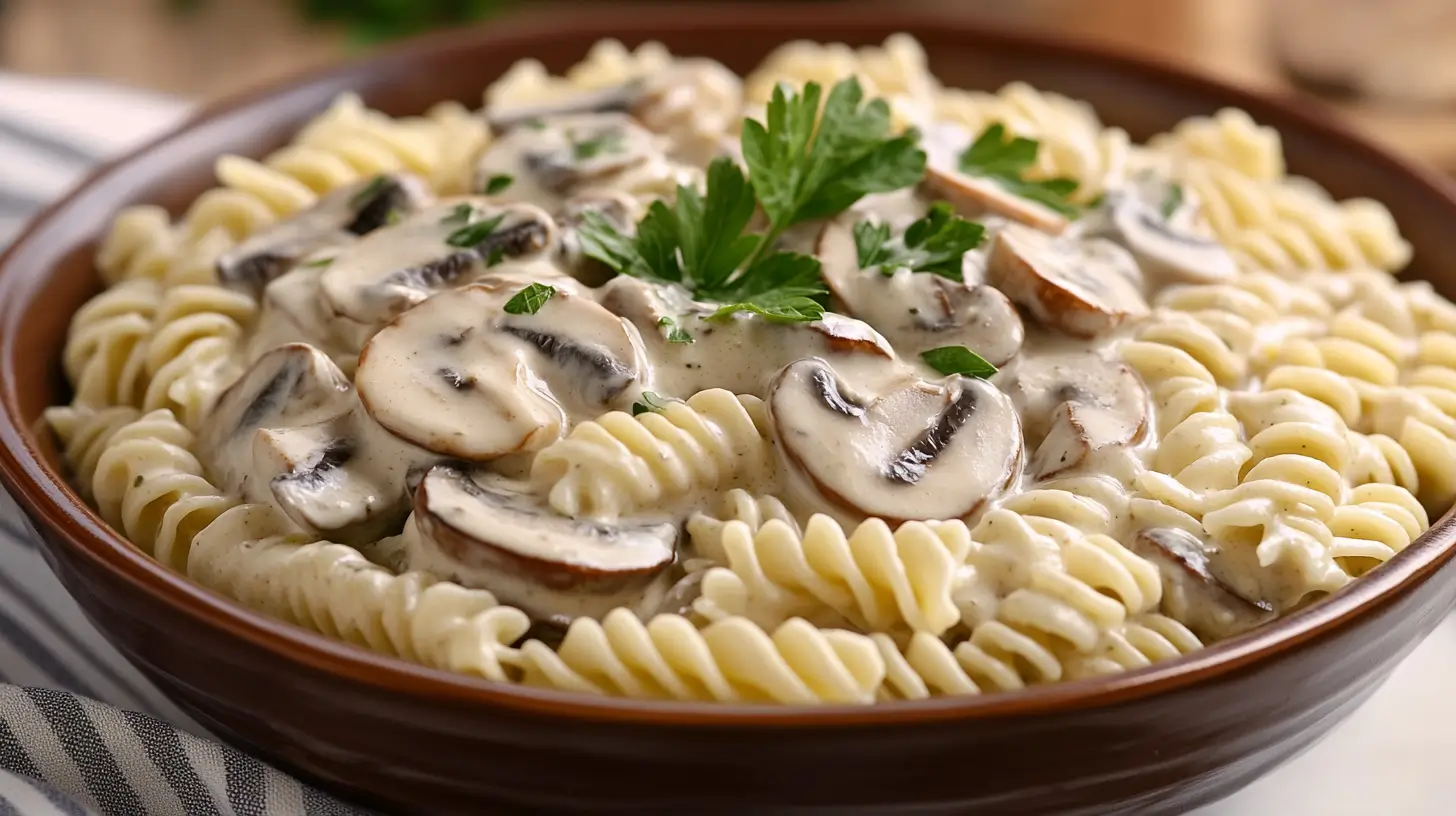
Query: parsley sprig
[
  {"left": 959, "top": 124, "right": 1080, "bottom": 217},
  {"left": 579, "top": 158, "right": 826, "bottom": 323},
  {"left": 578, "top": 77, "right": 928, "bottom": 324},
  {"left": 742, "top": 79, "right": 926, "bottom": 268},
  {"left": 854, "top": 202, "right": 985, "bottom": 281},
  {"left": 922, "top": 346, "right": 998, "bottom": 378}
]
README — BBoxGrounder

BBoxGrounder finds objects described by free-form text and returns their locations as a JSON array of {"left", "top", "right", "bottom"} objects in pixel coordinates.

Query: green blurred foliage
[{"left": 167, "top": 0, "right": 516, "bottom": 44}]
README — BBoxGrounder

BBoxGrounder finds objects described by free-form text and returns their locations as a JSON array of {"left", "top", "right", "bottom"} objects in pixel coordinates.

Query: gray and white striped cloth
[
  {"left": 1, "top": 71, "right": 1453, "bottom": 816},
  {"left": 0, "top": 73, "right": 368, "bottom": 816}
]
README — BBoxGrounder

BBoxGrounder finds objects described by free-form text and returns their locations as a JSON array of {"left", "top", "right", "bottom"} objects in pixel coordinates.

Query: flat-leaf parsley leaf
[
  {"left": 959, "top": 124, "right": 1080, "bottom": 217},
  {"left": 502, "top": 282, "right": 556, "bottom": 315},
  {"left": 921, "top": 345, "right": 998, "bottom": 378}
]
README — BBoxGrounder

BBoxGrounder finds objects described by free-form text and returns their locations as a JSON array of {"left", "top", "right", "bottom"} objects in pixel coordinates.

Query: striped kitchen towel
[{"left": 0, "top": 73, "right": 369, "bottom": 816}]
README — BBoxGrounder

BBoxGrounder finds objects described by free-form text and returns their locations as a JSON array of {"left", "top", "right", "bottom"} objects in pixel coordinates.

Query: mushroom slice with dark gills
[
  {"left": 986, "top": 222, "right": 1149, "bottom": 338},
  {"left": 1132, "top": 527, "right": 1275, "bottom": 641},
  {"left": 196, "top": 343, "right": 354, "bottom": 492},
  {"left": 409, "top": 465, "right": 677, "bottom": 624},
  {"left": 216, "top": 173, "right": 431, "bottom": 294},
  {"left": 249, "top": 424, "right": 407, "bottom": 545},
  {"left": 356, "top": 279, "right": 646, "bottom": 462},
  {"left": 1090, "top": 173, "right": 1238, "bottom": 286},
  {"left": 473, "top": 113, "right": 661, "bottom": 209},
  {"left": 996, "top": 350, "right": 1149, "bottom": 480},
  {"left": 769, "top": 358, "right": 1023, "bottom": 521},
  {"left": 317, "top": 199, "right": 557, "bottom": 340},
  {"left": 816, "top": 217, "right": 1024, "bottom": 366}
]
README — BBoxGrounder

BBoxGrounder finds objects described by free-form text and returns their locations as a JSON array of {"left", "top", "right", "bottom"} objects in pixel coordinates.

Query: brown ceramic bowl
[{"left": 3, "top": 6, "right": 1456, "bottom": 815}]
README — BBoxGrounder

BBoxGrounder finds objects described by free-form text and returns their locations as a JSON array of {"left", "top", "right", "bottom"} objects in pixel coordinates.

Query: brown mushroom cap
[
  {"left": 769, "top": 358, "right": 1023, "bottom": 521},
  {"left": 987, "top": 223, "right": 1149, "bottom": 338},
  {"left": 412, "top": 465, "right": 677, "bottom": 623},
  {"left": 355, "top": 278, "right": 645, "bottom": 461}
]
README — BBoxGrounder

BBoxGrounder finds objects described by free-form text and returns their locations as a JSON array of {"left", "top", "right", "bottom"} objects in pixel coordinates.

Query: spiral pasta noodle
[
  {"left": 88, "top": 409, "right": 236, "bottom": 572},
  {"left": 189, "top": 504, "right": 529, "bottom": 681},
  {"left": 487, "top": 39, "right": 674, "bottom": 107},
  {"left": 42, "top": 405, "right": 141, "bottom": 501},
  {"left": 1060, "top": 614, "right": 1204, "bottom": 679},
  {"left": 62, "top": 279, "right": 162, "bottom": 409},
  {"left": 531, "top": 389, "right": 776, "bottom": 521},
  {"left": 693, "top": 516, "right": 972, "bottom": 636},
  {"left": 1149, "top": 107, "right": 1285, "bottom": 183},
  {"left": 1170, "top": 156, "right": 1411, "bottom": 273},
  {"left": 685, "top": 488, "right": 799, "bottom": 566},
  {"left": 1328, "top": 483, "right": 1429, "bottom": 575},
  {"left": 141, "top": 284, "right": 258, "bottom": 428},
  {"left": 516, "top": 609, "right": 884, "bottom": 704}
]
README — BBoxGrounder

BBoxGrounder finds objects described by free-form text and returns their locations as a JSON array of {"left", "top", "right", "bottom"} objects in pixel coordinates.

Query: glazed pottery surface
[{"left": 3, "top": 6, "right": 1456, "bottom": 814}]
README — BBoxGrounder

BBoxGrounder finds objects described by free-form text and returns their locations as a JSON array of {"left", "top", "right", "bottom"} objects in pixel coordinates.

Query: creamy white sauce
[{"left": 192, "top": 74, "right": 1350, "bottom": 638}]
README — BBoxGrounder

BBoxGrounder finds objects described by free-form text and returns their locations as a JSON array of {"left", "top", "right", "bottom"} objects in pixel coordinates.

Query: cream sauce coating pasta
[{"left": 46, "top": 34, "right": 1451, "bottom": 705}]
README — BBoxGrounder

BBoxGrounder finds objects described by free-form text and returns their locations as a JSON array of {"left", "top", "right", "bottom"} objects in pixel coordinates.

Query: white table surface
[
  {"left": 1194, "top": 613, "right": 1456, "bottom": 814},
  {"left": 5, "top": 72, "right": 1454, "bottom": 816}
]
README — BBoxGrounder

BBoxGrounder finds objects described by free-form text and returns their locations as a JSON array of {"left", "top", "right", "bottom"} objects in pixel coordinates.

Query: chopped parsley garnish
[
  {"left": 921, "top": 346, "right": 998, "bottom": 379},
  {"left": 1160, "top": 183, "right": 1184, "bottom": 219},
  {"left": 742, "top": 78, "right": 926, "bottom": 268},
  {"left": 658, "top": 316, "right": 694, "bottom": 344},
  {"left": 441, "top": 202, "right": 474, "bottom": 225},
  {"left": 572, "top": 130, "right": 624, "bottom": 161},
  {"left": 959, "top": 124, "right": 1080, "bottom": 217},
  {"left": 631, "top": 391, "right": 673, "bottom": 416},
  {"left": 385, "top": 208, "right": 404, "bottom": 226},
  {"left": 578, "top": 77, "right": 929, "bottom": 324},
  {"left": 853, "top": 202, "right": 985, "bottom": 280},
  {"left": 484, "top": 174, "right": 514, "bottom": 195},
  {"left": 522, "top": 118, "right": 546, "bottom": 131},
  {"left": 301, "top": 257, "right": 334, "bottom": 269},
  {"left": 350, "top": 175, "right": 389, "bottom": 208},
  {"left": 578, "top": 157, "right": 826, "bottom": 324},
  {"left": 502, "top": 282, "right": 556, "bottom": 315},
  {"left": 445, "top": 213, "right": 506, "bottom": 249}
]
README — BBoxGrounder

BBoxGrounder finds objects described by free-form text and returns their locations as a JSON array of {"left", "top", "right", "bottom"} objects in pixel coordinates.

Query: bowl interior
[{"left": 4, "top": 4, "right": 1456, "bottom": 723}]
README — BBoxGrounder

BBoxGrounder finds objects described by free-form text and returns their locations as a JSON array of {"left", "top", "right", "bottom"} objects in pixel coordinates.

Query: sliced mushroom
[
  {"left": 216, "top": 174, "right": 431, "bottom": 293},
  {"left": 987, "top": 223, "right": 1148, "bottom": 338},
  {"left": 317, "top": 199, "right": 557, "bottom": 340},
  {"left": 923, "top": 166, "right": 1069, "bottom": 235},
  {"left": 1091, "top": 175, "right": 1238, "bottom": 285},
  {"left": 197, "top": 343, "right": 354, "bottom": 490},
  {"left": 769, "top": 358, "right": 1022, "bottom": 521},
  {"left": 817, "top": 217, "right": 1024, "bottom": 366},
  {"left": 411, "top": 465, "right": 677, "bottom": 623},
  {"left": 474, "top": 113, "right": 659, "bottom": 208},
  {"left": 485, "top": 83, "right": 643, "bottom": 132},
  {"left": 554, "top": 191, "right": 645, "bottom": 285},
  {"left": 250, "top": 424, "right": 406, "bottom": 545},
  {"left": 355, "top": 278, "right": 645, "bottom": 461},
  {"left": 1132, "top": 527, "right": 1275, "bottom": 641},
  {"left": 995, "top": 351, "right": 1150, "bottom": 480}
]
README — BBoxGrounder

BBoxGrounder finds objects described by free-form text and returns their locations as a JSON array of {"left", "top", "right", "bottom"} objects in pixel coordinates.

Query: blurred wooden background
[{"left": 3, "top": 0, "right": 1455, "bottom": 171}]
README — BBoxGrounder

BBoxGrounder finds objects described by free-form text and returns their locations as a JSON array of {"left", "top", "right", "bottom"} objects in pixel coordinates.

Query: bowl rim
[{"left": 4, "top": 2, "right": 1456, "bottom": 727}]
